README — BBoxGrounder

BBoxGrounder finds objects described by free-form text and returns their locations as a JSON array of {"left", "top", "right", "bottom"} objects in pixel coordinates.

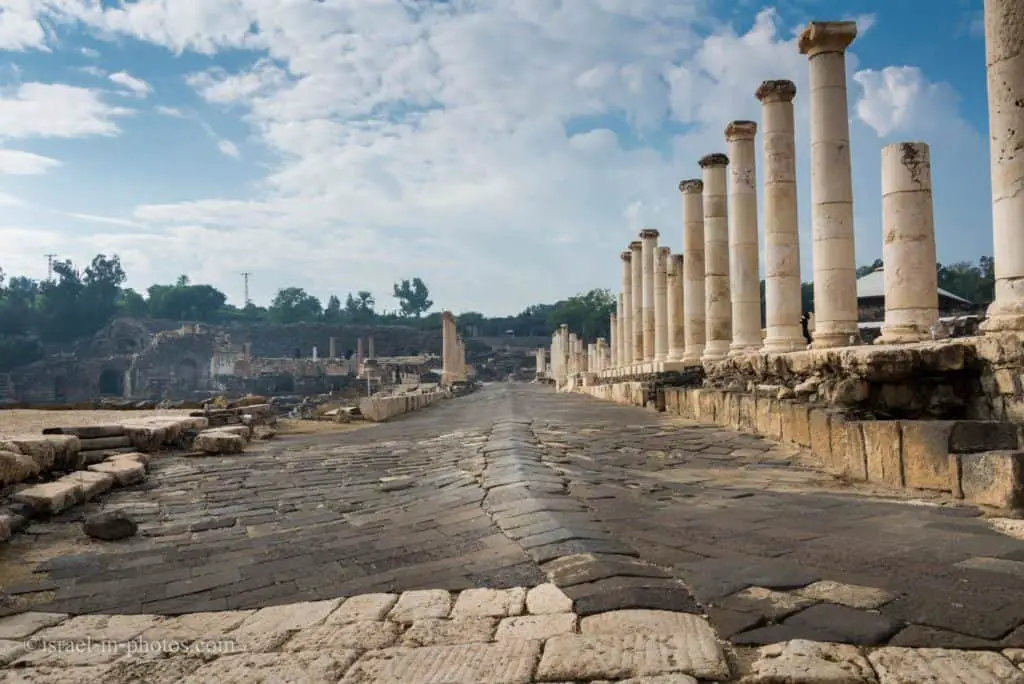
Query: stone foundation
[{"left": 358, "top": 390, "right": 448, "bottom": 422}]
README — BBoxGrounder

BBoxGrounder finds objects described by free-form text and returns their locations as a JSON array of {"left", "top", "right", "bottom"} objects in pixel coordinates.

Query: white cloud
[
  {"left": 217, "top": 139, "right": 240, "bottom": 158},
  {"left": 55, "top": 211, "right": 146, "bottom": 229},
  {"left": 80, "top": 46, "right": 99, "bottom": 58},
  {"left": 77, "top": 65, "right": 106, "bottom": 78},
  {"left": 109, "top": 70, "right": 153, "bottom": 97},
  {"left": 0, "top": 192, "right": 25, "bottom": 206},
  {"left": 845, "top": 13, "right": 877, "bottom": 36},
  {"left": 0, "top": 82, "right": 133, "bottom": 139},
  {"left": 0, "top": 2, "right": 48, "bottom": 52},
  {"left": 853, "top": 66, "right": 971, "bottom": 138},
  {"left": 0, "top": 148, "right": 61, "bottom": 174},
  {"left": 155, "top": 105, "right": 186, "bottom": 118}
]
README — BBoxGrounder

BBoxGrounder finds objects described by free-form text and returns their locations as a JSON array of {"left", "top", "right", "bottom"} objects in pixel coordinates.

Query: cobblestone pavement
[{"left": 3, "top": 383, "right": 1024, "bottom": 681}]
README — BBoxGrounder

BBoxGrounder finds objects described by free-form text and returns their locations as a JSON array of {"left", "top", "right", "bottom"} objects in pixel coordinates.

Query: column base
[
  {"left": 981, "top": 299, "right": 1024, "bottom": 333},
  {"left": 728, "top": 342, "right": 762, "bottom": 357},
  {"left": 654, "top": 354, "right": 668, "bottom": 362},
  {"left": 809, "top": 330, "right": 861, "bottom": 349},
  {"left": 680, "top": 348, "right": 705, "bottom": 366},
  {"left": 762, "top": 338, "right": 808, "bottom": 353},
  {"left": 875, "top": 324, "right": 931, "bottom": 345},
  {"left": 701, "top": 341, "right": 730, "bottom": 362}
]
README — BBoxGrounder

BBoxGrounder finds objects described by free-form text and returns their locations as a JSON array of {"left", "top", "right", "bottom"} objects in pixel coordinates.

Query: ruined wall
[{"left": 227, "top": 323, "right": 441, "bottom": 359}]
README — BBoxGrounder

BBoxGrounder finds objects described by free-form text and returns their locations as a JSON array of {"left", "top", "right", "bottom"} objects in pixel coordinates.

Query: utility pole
[
  {"left": 44, "top": 254, "right": 57, "bottom": 281},
  {"left": 241, "top": 272, "right": 251, "bottom": 306}
]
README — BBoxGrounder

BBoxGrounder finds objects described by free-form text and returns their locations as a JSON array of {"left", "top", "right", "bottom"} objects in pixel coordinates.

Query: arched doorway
[
  {"left": 98, "top": 369, "right": 124, "bottom": 396},
  {"left": 176, "top": 358, "right": 199, "bottom": 392}
]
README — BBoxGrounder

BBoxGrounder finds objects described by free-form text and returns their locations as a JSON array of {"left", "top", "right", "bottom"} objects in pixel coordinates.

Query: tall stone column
[
  {"left": 725, "top": 121, "right": 762, "bottom": 355},
  {"left": 668, "top": 253, "right": 685, "bottom": 361},
  {"left": 368, "top": 336, "right": 375, "bottom": 359},
  {"left": 757, "top": 79, "right": 806, "bottom": 352},
  {"left": 440, "top": 312, "right": 454, "bottom": 385},
  {"left": 536, "top": 348, "right": 545, "bottom": 378},
  {"left": 640, "top": 229, "right": 659, "bottom": 363},
  {"left": 620, "top": 251, "right": 633, "bottom": 366},
  {"left": 587, "top": 343, "right": 596, "bottom": 372},
  {"left": 630, "top": 241, "right": 644, "bottom": 363},
  {"left": 609, "top": 314, "right": 617, "bottom": 371},
  {"left": 982, "top": 0, "right": 1024, "bottom": 332},
  {"left": 701, "top": 153, "right": 732, "bottom": 362},
  {"left": 654, "top": 246, "right": 670, "bottom": 362},
  {"left": 357, "top": 337, "right": 365, "bottom": 374},
  {"left": 876, "top": 142, "right": 939, "bottom": 344},
  {"left": 329, "top": 336, "right": 337, "bottom": 358},
  {"left": 680, "top": 180, "right": 706, "bottom": 365},
  {"left": 800, "top": 21, "right": 859, "bottom": 348},
  {"left": 616, "top": 293, "right": 626, "bottom": 367},
  {"left": 596, "top": 339, "right": 608, "bottom": 372}
]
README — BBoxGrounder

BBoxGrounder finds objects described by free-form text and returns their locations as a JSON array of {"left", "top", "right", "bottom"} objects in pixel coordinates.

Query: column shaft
[
  {"left": 609, "top": 314, "right": 617, "bottom": 370},
  {"left": 654, "top": 246, "right": 670, "bottom": 362},
  {"left": 630, "top": 241, "right": 644, "bottom": 363},
  {"left": 726, "top": 121, "right": 763, "bottom": 355},
  {"left": 667, "top": 253, "right": 685, "bottom": 360},
  {"left": 680, "top": 180, "right": 706, "bottom": 364},
  {"left": 640, "top": 230, "right": 659, "bottom": 363},
  {"left": 620, "top": 252, "right": 633, "bottom": 366},
  {"left": 616, "top": 293, "right": 626, "bottom": 367},
  {"left": 701, "top": 154, "right": 732, "bottom": 362}
]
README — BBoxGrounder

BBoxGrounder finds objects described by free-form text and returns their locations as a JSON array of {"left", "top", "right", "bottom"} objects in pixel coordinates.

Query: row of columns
[{"left": 440, "top": 311, "right": 467, "bottom": 386}]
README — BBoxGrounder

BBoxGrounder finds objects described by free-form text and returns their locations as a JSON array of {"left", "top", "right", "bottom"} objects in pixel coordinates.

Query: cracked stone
[
  {"left": 745, "top": 639, "right": 876, "bottom": 684},
  {"left": 400, "top": 617, "right": 497, "bottom": 646},
  {"left": 526, "top": 583, "right": 573, "bottom": 614},
  {"left": 0, "top": 612, "right": 68, "bottom": 640},
  {"left": 794, "top": 581, "right": 895, "bottom": 610},
  {"left": 495, "top": 613, "right": 576, "bottom": 641},
  {"left": 868, "top": 647, "right": 1024, "bottom": 684},
  {"left": 581, "top": 610, "right": 713, "bottom": 638},
  {"left": 713, "top": 586, "right": 818, "bottom": 621},
  {"left": 388, "top": 589, "right": 453, "bottom": 622},
  {"left": 451, "top": 587, "right": 526, "bottom": 618},
  {"left": 283, "top": 620, "right": 400, "bottom": 651},
  {"left": 234, "top": 599, "right": 342, "bottom": 635},
  {"left": 33, "top": 614, "right": 164, "bottom": 642},
  {"left": 326, "top": 594, "right": 398, "bottom": 623},
  {"left": 341, "top": 639, "right": 541, "bottom": 684}
]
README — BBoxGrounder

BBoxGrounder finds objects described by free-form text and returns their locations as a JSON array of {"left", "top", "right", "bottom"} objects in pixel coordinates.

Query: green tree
[
  {"left": 147, "top": 281, "right": 227, "bottom": 321},
  {"left": 269, "top": 287, "right": 323, "bottom": 324},
  {"left": 856, "top": 258, "right": 884, "bottom": 278},
  {"left": 344, "top": 291, "right": 376, "bottom": 323},
  {"left": 393, "top": 277, "right": 434, "bottom": 318},
  {"left": 323, "top": 294, "right": 342, "bottom": 322},
  {"left": 118, "top": 288, "right": 149, "bottom": 317},
  {"left": 546, "top": 289, "right": 615, "bottom": 340}
]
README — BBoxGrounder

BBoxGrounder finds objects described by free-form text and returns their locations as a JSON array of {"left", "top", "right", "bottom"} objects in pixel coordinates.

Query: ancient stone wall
[{"left": 226, "top": 322, "right": 441, "bottom": 359}]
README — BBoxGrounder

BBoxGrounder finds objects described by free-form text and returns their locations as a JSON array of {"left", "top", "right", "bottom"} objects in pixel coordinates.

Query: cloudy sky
[{"left": 0, "top": 0, "right": 990, "bottom": 317}]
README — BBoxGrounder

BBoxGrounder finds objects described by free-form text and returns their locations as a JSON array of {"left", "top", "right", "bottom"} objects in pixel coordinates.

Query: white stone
[
  {"left": 680, "top": 180, "right": 706, "bottom": 365},
  {"left": 526, "top": 583, "right": 573, "bottom": 614},
  {"left": 495, "top": 613, "right": 576, "bottom": 641},
  {"left": 33, "top": 614, "right": 164, "bottom": 642},
  {"left": 631, "top": 240, "right": 645, "bottom": 363},
  {"left": 0, "top": 612, "right": 68, "bottom": 640},
  {"left": 67, "top": 470, "right": 115, "bottom": 500},
  {"left": 0, "top": 664, "right": 114, "bottom": 683},
  {"left": 746, "top": 639, "right": 875, "bottom": 684},
  {"left": 537, "top": 632, "right": 730, "bottom": 682},
  {"left": 388, "top": 589, "right": 452, "bottom": 622},
  {"left": 726, "top": 120, "right": 762, "bottom": 355},
  {"left": 700, "top": 155, "right": 732, "bottom": 362},
  {"left": 138, "top": 610, "right": 254, "bottom": 642},
  {"left": 13, "top": 480, "right": 84, "bottom": 515},
  {"left": 795, "top": 581, "right": 894, "bottom": 610},
  {"left": 0, "top": 638, "right": 27, "bottom": 666},
  {"left": 234, "top": 599, "right": 342, "bottom": 635},
  {"left": 400, "top": 617, "right": 497, "bottom": 647},
  {"left": 451, "top": 587, "right": 526, "bottom": 618},
  {"left": 581, "top": 610, "right": 711, "bottom": 637},
  {"left": 869, "top": 647, "right": 1024, "bottom": 684},
  {"left": 183, "top": 651, "right": 359, "bottom": 684},
  {"left": 340, "top": 639, "right": 541, "bottom": 684},
  {"left": 283, "top": 620, "right": 400, "bottom": 651},
  {"left": 327, "top": 594, "right": 397, "bottom": 623},
  {"left": 193, "top": 431, "right": 246, "bottom": 455},
  {"left": 87, "top": 458, "right": 145, "bottom": 486}
]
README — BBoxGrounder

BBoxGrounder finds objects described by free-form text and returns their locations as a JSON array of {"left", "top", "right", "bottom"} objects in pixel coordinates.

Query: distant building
[{"left": 856, "top": 267, "right": 974, "bottom": 324}]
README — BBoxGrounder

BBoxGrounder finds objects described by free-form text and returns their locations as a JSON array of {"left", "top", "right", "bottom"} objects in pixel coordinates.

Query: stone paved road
[{"left": 4, "top": 383, "right": 1024, "bottom": 651}]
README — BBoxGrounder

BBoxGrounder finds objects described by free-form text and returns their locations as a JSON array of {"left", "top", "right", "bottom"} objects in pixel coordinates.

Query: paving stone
[
  {"left": 619, "top": 676, "right": 698, "bottom": 684},
  {"left": 544, "top": 553, "right": 671, "bottom": 587},
  {"left": 536, "top": 632, "right": 730, "bottom": 681},
  {"left": 526, "top": 583, "right": 573, "bottom": 614},
  {"left": 14, "top": 642, "right": 129, "bottom": 667},
  {"left": 679, "top": 558, "right": 822, "bottom": 603},
  {"left": 388, "top": 589, "right": 453, "bottom": 622},
  {"left": 887, "top": 624, "right": 1004, "bottom": 649},
  {"left": 326, "top": 594, "right": 397, "bottom": 623},
  {"left": 182, "top": 651, "right": 360, "bottom": 684},
  {"left": 33, "top": 614, "right": 165, "bottom": 642},
  {"left": 528, "top": 538, "right": 638, "bottom": 564},
  {"left": 705, "top": 607, "right": 765, "bottom": 638},
  {"left": 868, "top": 647, "right": 1024, "bottom": 683},
  {"left": 138, "top": 610, "right": 254, "bottom": 642},
  {"left": 713, "top": 586, "right": 818, "bottom": 621},
  {"left": 87, "top": 459, "right": 146, "bottom": 486},
  {"left": 580, "top": 610, "right": 713, "bottom": 638},
  {"left": 283, "top": 620, "right": 401, "bottom": 651},
  {"left": 100, "top": 655, "right": 212, "bottom": 684},
  {"left": 0, "top": 612, "right": 68, "bottom": 640},
  {"left": 340, "top": 639, "right": 541, "bottom": 684},
  {"left": 495, "top": 613, "right": 576, "bottom": 641},
  {"left": 0, "top": 664, "right": 115, "bottom": 683},
  {"left": 451, "top": 587, "right": 526, "bottom": 618},
  {"left": 233, "top": 599, "right": 342, "bottom": 634},
  {"left": 0, "top": 639, "right": 28, "bottom": 666},
  {"left": 13, "top": 480, "right": 84, "bottom": 515},
  {"left": 400, "top": 617, "right": 497, "bottom": 646},
  {"left": 794, "top": 581, "right": 896, "bottom": 610},
  {"left": 562, "top": 577, "right": 701, "bottom": 617},
  {"left": 745, "top": 639, "right": 876, "bottom": 684},
  {"left": 783, "top": 604, "right": 902, "bottom": 646},
  {"left": 72, "top": 470, "right": 116, "bottom": 500}
]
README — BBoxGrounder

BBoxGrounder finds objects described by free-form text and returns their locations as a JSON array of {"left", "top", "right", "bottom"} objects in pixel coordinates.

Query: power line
[
  {"left": 241, "top": 272, "right": 251, "bottom": 305},
  {"left": 44, "top": 254, "right": 57, "bottom": 281}
]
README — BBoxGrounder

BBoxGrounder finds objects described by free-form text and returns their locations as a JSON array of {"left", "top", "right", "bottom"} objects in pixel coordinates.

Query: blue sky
[{"left": 0, "top": 0, "right": 990, "bottom": 316}]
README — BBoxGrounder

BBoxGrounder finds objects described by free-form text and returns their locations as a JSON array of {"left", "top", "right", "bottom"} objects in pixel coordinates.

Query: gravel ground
[{"left": 0, "top": 409, "right": 195, "bottom": 438}]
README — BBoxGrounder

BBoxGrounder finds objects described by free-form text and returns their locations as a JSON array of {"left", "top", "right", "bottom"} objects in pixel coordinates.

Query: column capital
[
  {"left": 620, "top": 250, "right": 632, "bottom": 261},
  {"left": 678, "top": 179, "right": 704, "bottom": 194},
  {"left": 639, "top": 228, "right": 660, "bottom": 239},
  {"left": 798, "top": 21, "right": 857, "bottom": 57},
  {"left": 725, "top": 120, "right": 757, "bottom": 141},
  {"left": 670, "top": 253, "right": 684, "bottom": 268},
  {"left": 629, "top": 240, "right": 642, "bottom": 251},
  {"left": 699, "top": 153, "right": 729, "bottom": 168},
  {"left": 756, "top": 79, "right": 797, "bottom": 103},
  {"left": 657, "top": 246, "right": 671, "bottom": 257}
]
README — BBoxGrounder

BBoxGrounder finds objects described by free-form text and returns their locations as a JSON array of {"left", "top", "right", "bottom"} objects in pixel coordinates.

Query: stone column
[
  {"left": 680, "top": 180, "right": 706, "bottom": 365},
  {"left": 536, "top": 348, "right": 545, "bottom": 378},
  {"left": 668, "top": 253, "right": 685, "bottom": 361},
  {"left": 609, "top": 313, "right": 617, "bottom": 371},
  {"left": 640, "top": 229, "right": 659, "bottom": 363},
  {"left": 559, "top": 324, "right": 569, "bottom": 384},
  {"left": 597, "top": 339, "right": 608, "bottom": 372},
  {"left": 725, "top": 121, "right": 762, "bottom": 355},
  {"left": 357, "top": 337, "right": 365, "bottom": 374},
  {"left": 329, "top": 336, "right": 337, "bottom": 358},
  {"left": 587, "top": 343, "right": 596, "bottom": 372},
  {"left": 616, "top": 293, "right": 625, "bottom": 367},
  {"left": 757, "top": 79, "right": 806, "bottom": 352},
  {"left": 700, "top": 153, "right": 732, "bottom": 362},
  {"left": 800, "top": 21, "right": 859, "bottom": 348},
  {"left": 876, "top": 142, "right": 939, "bottom": 344},
  {"left": 368, "top": 335, "right": 375, "bottom": 359},
  {"left": 620, "top": 251, "right": 633, "bottom": 366},
  {"left": 630, "top": 240, "right": 644, "bottom": 363},
  {"left": 440, "top": 312, "right": 453, "bottom": 385},
  {"left": 982, "top": 0, "right": 1024, "bottom": 332},
  {"left": 654, "top": 246, "right": 670, "bottom": 362}
]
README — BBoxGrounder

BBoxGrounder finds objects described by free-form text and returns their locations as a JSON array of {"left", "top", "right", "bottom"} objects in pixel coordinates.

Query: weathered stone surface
[
  {"left": 184, "top": 651, "right": 359, "bottom": 684},
  {"left": 959, "top": 451, "right": 1024, "bottom": 509},
  {"left": 545, "top": 553, "right": 670, "bottom": 587},
  {"left": 87, "top": 459, "right": 145, "bottom": 486},
  {"left": 139, "top": 610, "right": 254, "bottom": 642},
  {"left": 950, "top": 421, "right": 1019, "bottom": 453},
  {"left": 388, "top": 589, "right": 452, "bottom": 623},
  {"left": 0, "top": 436, "right": 57, "bottom": 470},
  {"left": 862, "top": 421, "right": 903, "bottom": 488},
  {"left": 745, "top": 639, "right": 875, "bottom": 684},
  {"left": 283, "top": 620, "right": 400, "bottom": 651},
  {"left": 495, "top": 613, "right": 576, "bottom": 641},
  {"left": 536, "top": 632, "right": 729, "bottom": 681},
  {"left": 526, "top": 583, "right": 573, "bottom": 614},
  {"left": 0, "top": 612, "right": 67, "bottom": 640},
  {"left": 794, "top": 581, "right": 895, "bottom": 610},
  {"left": 901, "top": 421, "right": 956, "bottom": 492},
  {"left": 829, "top": 418, "right": 867, "bottom": 481},
  {"left": 13, "top": 480, "right": 83, "bottom": 515},
  {"left": 809, "top": 410, "right": 832, "bottom": 463},
  {"left": 783, "top": 603, "right": 901, "bottom": 645},
  {"left": 71, "top": 470, "right": 115, "bottom": 500},
  {"left": 400, "top": 617, "right": 497, "bottom": 646},
  {"left": 0, "top": 449, "right": 39, "bottom": 485},
  {"left": 581, "top": 610, "right": 709, "bottom": 637},
  {"left": 341, "top": 639, "right": 541, "bottom": 684},
  {"left": 714, "top": 586, "right": 817, "bottom": 621},
  {"left": 563, "top": 576, "right": 701, "bottom": 616},
  {"left": 83, "top": 510, "right": 137, "bottom": 541},
  {"left": 781, "top": 402, "right": 811, "bottom": 447},
  {"left": 451, "top": 587, "right": 526, "bottom": 618},
  {"left": 327, "top": 594, "right": 397, "bottom": 623},
  {"left": 194, "top": 431, "right": 246, "bottom": 455},
  {"left": 101, "top": 654, "right": 211, "bottom": 684},
  {"left": 34, "top": 614, "right": 164, "bottom": 642},
  {"left": 868, "top": 647, "right": 1024, "bottom": 683},
  {"left": 234, "top": 599, "right": 342, "bottom": 635}
]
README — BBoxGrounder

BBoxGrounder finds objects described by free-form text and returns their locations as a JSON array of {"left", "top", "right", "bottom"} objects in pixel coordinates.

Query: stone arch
[
  {"left": 176, "top": 358, "right": 199, "bottom": 392},
  {"left": 98, "top": 368, "right": 124, "bottom": 396}
]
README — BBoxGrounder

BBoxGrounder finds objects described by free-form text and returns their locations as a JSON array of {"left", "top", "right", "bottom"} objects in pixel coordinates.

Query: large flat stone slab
[
  {"left": 536, "top": 631, "right": 729, "bottom": 681},
  {"left": 341, "top": 639, "right": 541, "bottom": 684},
  {"left": 868, "top": 647, "right": 1024, "bottom": 683},
  {"left": 184, "top": 651, "right": 359, "bottom": 684}
]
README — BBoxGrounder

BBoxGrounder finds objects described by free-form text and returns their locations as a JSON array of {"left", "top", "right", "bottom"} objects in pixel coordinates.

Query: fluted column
[
  {"left": 701, "top": 153, "right": 731, "bottom": 362},
  {"left": 757, "top": 79, "right": 806, "bottom": 352},
  {"left": 800, "top": 21, "right": 859, "bottom": 348},
  {"left": 876, "top": 142, "right": 939, "bottom": 344},
  {"left": 668, "top": 253, "right": 685, "bottom": 361},
  {"left": 982, "top": 0, "right": 1024, "bottom": 332},
  {"left": 725, "top": 121, "right": 762, "bottom": 355},
  {"left": 616, "top": 293, "right": 626, "bottom": 367},
  {"left": 619, "top": 251, "right": 633, "bottom": 366},
  {"left": 654, "top": 246, "right": 670, "bottom": 362},
  {"left": 680, "top": 180, "right": 706, "bottom": 365},
  {"left": 640, "top": 229, "right": 659, "bottom": 363},
  {"left": 630, "top": 241, "right": 643, "bottom": 364}
]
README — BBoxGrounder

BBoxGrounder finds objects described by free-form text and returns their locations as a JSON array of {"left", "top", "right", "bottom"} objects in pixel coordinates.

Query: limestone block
[
  {"left": 400, "top": 617, "right": 497, "bottom": 646},
  {"left": 283, "top": 620, "right": 400, "bottom": 651},
  {"left": 0, "top": 612, "right": 68, "bottom": 640},
  {"left": 959, "top": 451, "right": 1024, "bottom": 509},
  {"left": 184, "top": 651, "right": 359, "bottom": 684},
  {"left": 66, "top": 470, "right": 115, "bottom": 500},
  {"left": 868, "top": 647, "right": 1024, "bottom": 684},
  {"left": 451, "top": 588, "right": 526, "bottom": 618},
  {"left": 900, "top": 421, "right": 957, "bottom": 492},
  {"left": 808, "top": 409, "right": 832, "bottom": 464},
  {"left": 194, "top": 431, "right": 246, "bottom": 455},
  {"left": 87, "top": 458, "right": 146, "bottom": 486},
  {"left": 780, "top": 403, "right": 811, "bottom": 447},
  {"left": 738, "top": 395, "right": 757, "bottom": 432},
  {"left": 388, "top": 590, "right": 452, "bottom": 623},
  {"left": 828, "top": 417, "right": 866, "bottom": 481},
  {"left": 949, "top": 421, "right": 1019, "bottom": 453},
  {"left": 234, "top": 599, "right": 341, "bottom": 636},
  {"left": 537, "top": 631, "right": 729, "bottom": 681},
  {"left": 0, "top": 450, "right": 39, "bottom": 485},
  {"left": 13, "top": 479, "right": 84, "bottom": 515},
  {"left": 581, "top": 610, "right": 710, "bottom": 637},
  {"left": 795, "top": 581, "right": 894, "bottom": 610},
  {"left": 34, "top": 613, "right": 164, "bottom": 641},
  {"left": 746, "top": 640, "right": 875, "bottom": 684},
  {"left": 862, "top": 421, "right": 903, "bottom": 488},
  {"left": 0, "top": 437, "right": 56, "bottom": 470},
  {"left": 326, "top": 594, "right": 397, "bottom": 623},
  {"left": 526, "top": 583, "right": 573, "bottom": 614},
  {"left": 123, "top": 425, "right": 168, "bottom": 452},
  {"left": 341, "top": 640, "right": 540, "bottom": 684},
  {"left": 755, "top": 398, "right": 782, "bottom": 440},
  {"left": 495, "top": 613, "right": 576, "bottom": 641},
  {"left": 212, "top": 425, "right": 253, "bottom": 442}
]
